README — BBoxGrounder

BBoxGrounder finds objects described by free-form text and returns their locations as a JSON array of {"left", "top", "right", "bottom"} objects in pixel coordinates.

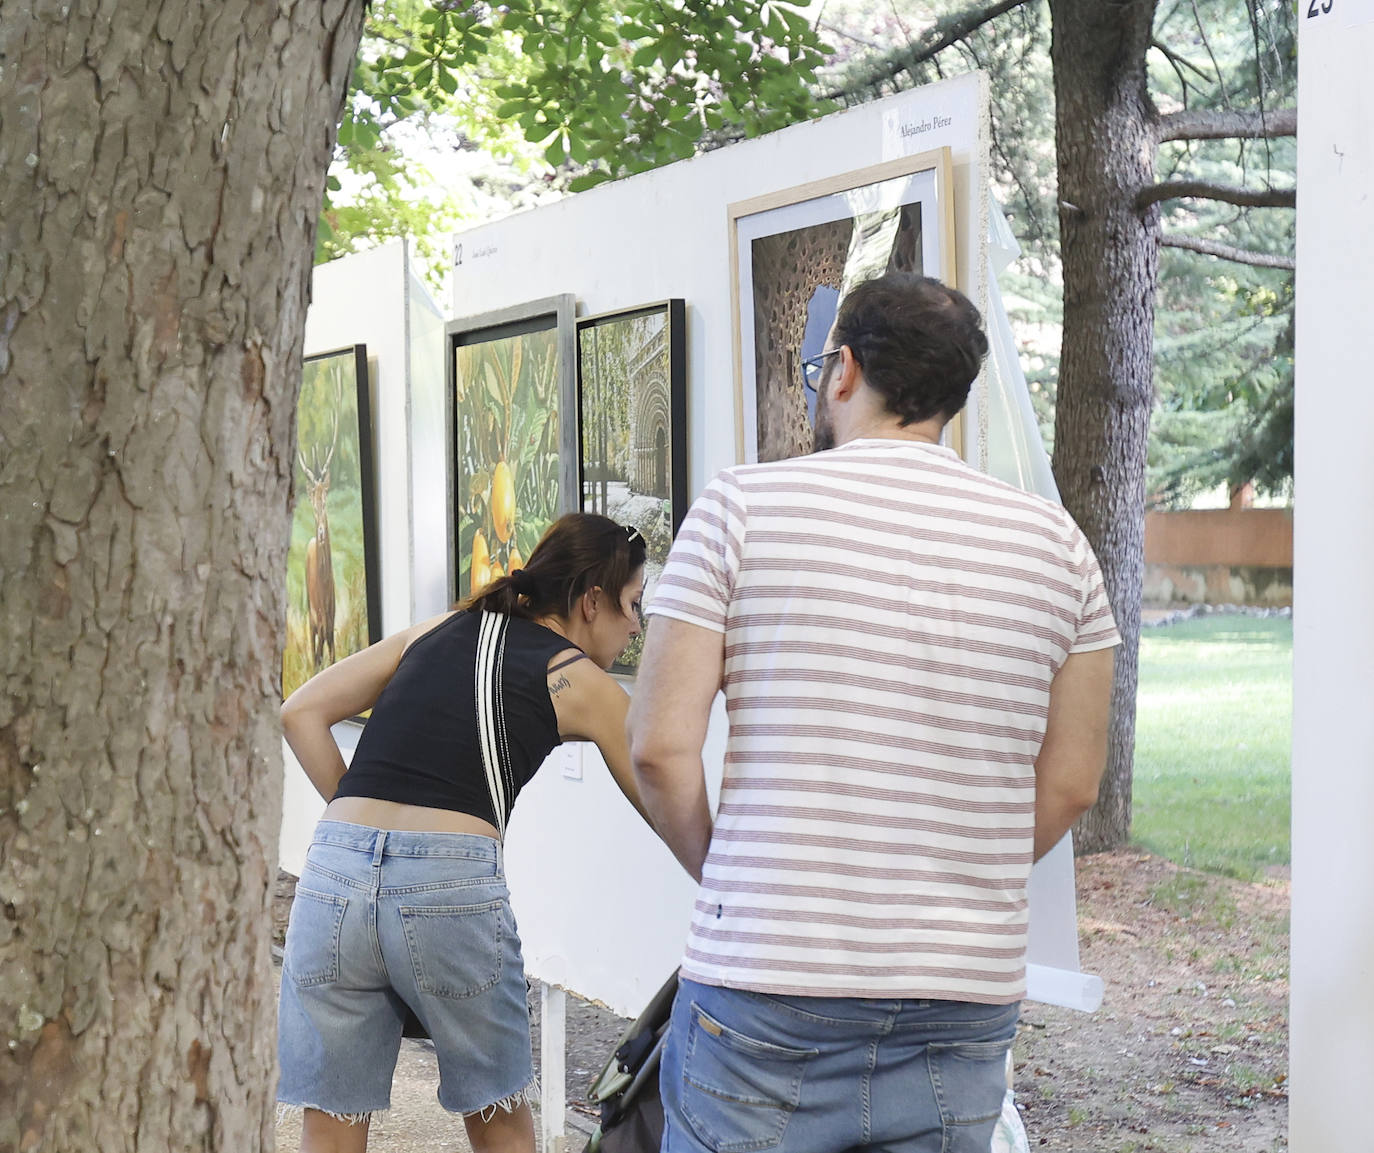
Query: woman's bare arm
[
  {"left": 548, "top": 656, "right": 651, "bottom": 825},
  {"left": 281, "top": 612, "right": 454, "bottom": 802}
]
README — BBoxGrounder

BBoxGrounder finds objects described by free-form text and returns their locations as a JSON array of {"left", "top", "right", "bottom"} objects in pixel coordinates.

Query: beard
[{"left": 812, "top": 377, "right": 836, "bottom": 452}]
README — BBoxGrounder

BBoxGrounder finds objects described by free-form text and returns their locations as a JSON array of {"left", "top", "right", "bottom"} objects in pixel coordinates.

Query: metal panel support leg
[{"left": 540, "top": 981, "right": 567, "bottom": 1153}]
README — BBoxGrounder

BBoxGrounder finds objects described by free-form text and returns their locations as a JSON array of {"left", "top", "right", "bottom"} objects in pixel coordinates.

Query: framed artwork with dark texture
[
  {"left": 284, "top": 344, "right": 381, "bottom": 701},
  {"left": 446, "top": 295, "right": 577, "bottom": 602},
  {"left": 576, "top": 299, "right": 687, "bottom": 674},
  {"left": 728, "top": 147, "right": 958, "bottom": 464}
]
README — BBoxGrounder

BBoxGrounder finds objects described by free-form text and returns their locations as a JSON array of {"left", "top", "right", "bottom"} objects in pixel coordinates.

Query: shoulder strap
[
  {"left": 474, "top": 611, "right": 515, "bottom": 839},
  {"left": 547, "top": 652, "right": 589, "bottom": 675}
]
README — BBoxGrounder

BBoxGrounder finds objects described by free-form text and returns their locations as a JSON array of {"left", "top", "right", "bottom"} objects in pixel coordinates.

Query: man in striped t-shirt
[{"left": 627, "top": 273, "right": 1119, "bottom": 1153}]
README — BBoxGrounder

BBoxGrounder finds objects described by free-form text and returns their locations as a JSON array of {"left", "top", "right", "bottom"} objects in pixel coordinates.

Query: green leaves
[
  {"left": 569, "top": 170, "right": 613, "bottom": 192},
  {"left": 331, "top": 0, "right": 829, "bottom": 201},
  {"left": 320, "top": 0, "right": 831, "bottom": 290}
]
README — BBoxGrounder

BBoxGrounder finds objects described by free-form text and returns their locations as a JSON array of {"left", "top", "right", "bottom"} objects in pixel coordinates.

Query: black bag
[
  {"left": 582, "top": 971, "right": 679, "bottom": 1153},
  {"left": 402, "top": 1006, "right": 429, "bottom": 1039}
]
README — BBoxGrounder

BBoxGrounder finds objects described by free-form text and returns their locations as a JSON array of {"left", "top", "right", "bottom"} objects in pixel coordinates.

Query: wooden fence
[{"left": 1143, "top": 507, "right": 1293, "bottom": 606}]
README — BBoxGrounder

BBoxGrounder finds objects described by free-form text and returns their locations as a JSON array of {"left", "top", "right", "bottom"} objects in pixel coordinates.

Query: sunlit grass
[{"left": 1132, "top": 615, "right": 1291, "bottom": 880}]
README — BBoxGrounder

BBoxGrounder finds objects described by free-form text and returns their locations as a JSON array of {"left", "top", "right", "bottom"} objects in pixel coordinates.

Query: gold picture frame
[{"left": 728, "top": 146, "right": 960, "bottom": 464}]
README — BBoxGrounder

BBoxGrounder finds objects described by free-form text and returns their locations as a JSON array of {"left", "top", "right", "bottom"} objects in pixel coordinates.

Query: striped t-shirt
[{"left": 648, "top": 438, "right": 1120, "bottom": 1004}]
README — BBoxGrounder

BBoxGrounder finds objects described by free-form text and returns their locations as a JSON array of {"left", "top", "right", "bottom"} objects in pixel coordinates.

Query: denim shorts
[
  {"left": 660, "top": 977, "right": 1019, "bottom": 1153},
  {"left": 276, "top": 821, "right": 533, "bottom": 1119}
]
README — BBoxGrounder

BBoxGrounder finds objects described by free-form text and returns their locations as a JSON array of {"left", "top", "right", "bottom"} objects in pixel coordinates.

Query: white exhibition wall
[
  {"left": 1291, "top": 8, "right": 1374, "bottom": 1147},
  {"left": 405, "top": 260, "right": 450, "bottom": 621},
  {"left": 439, "top": 73, "right": 1097, "bottom": 1017},
  {"left": 304, "top": 240, "right": 414, "bottom": 637},
  {"left": 444, "top": 72, "right": 989, "bottom": 513},
  {"left": 278, "top": 240, "right": 445, "bottom": 875}
]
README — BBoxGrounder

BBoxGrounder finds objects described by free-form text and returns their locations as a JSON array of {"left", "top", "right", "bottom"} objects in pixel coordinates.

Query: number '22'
[{"left": 1307, "top": 0, "right": 1333, "bottom": 17}]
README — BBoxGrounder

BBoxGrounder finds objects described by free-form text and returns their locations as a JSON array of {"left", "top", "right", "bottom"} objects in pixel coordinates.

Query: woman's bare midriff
[{"left": 323, "top": 796, "right": 501, "bottom": 840}]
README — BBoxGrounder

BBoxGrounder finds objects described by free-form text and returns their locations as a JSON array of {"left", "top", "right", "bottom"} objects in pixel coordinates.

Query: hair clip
[{"left": 624, "top": 525, "right": 645, "bottom": 546}]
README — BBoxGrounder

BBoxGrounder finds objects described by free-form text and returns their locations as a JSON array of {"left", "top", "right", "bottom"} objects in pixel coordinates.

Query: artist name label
[
  {"left": 454, "top": 241, "right": 498, "bottom": 267},
  {"left": 900, "top": 114, "right": 953, "bottom": 139}
]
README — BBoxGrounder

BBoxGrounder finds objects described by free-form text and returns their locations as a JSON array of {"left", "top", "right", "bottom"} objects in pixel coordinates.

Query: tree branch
[
  {"left": 1160, "top": 233, "right": 1295, "bottom": 270},
  {"left": 1150, "top": 41, "right": 1196, "bottom": 108},
  {"left": 1157, "top": 107, "right": 1296, "bottom": 142},
  {"left": 1138, "top": 179, "right": 1295, "bottom": 210},
  {"left": 1150, "top": 38, "right": 1212, "bottom": 82},
  {"left": 822, "top": 0, "right": 1032, "bottom": 102},
  {"left": 1188, "top": 0, "right": 1231, "bottom": 110},
  {"left": 817, "top": 22, "right": 885, "bottom": 51}
]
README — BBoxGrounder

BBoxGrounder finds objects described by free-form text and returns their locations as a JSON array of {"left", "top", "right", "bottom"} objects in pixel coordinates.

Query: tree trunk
[
  {"left": 0, "top": 1, "right": 366, "bottom": 1149},
  {"left": 1047, "top": 0, "right": 1160, "bottom": 852}
]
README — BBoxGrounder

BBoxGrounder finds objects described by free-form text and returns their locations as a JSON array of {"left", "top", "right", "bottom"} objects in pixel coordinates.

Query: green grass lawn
[{"left": 1131, "top": 615, "right": 1292, "bottom": 881}]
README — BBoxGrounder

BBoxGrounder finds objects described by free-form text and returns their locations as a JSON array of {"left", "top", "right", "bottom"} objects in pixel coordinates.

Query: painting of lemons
[
  {"left": 283, "top": 346, "right": 378, "bottom": 702},
  {"left": 454, "top": 326, "right": 562, "bottom": 599}
]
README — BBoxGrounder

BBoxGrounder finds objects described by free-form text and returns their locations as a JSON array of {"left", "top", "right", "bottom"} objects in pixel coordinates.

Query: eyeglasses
[{"left": 800, "top": 347, "right": 842, "bottom": 392}]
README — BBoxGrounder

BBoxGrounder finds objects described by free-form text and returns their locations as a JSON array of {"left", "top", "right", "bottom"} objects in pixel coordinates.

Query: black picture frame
[
  {"left": 283, "top": 343, "right": 381, "bottom": 705},
  {"left": 576, "top": 299, "right": 688, "bottom": 675}
]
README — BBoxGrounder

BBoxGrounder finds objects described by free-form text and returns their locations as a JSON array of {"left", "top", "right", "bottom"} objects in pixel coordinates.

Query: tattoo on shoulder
[{"left": 549, "top": 673, "right": 572, "bottom": 697}]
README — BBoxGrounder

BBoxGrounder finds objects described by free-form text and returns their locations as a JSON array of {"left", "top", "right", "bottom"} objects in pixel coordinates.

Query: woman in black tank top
[{"left": 277, "top": 514, "right": 648, "bottom": 1153}]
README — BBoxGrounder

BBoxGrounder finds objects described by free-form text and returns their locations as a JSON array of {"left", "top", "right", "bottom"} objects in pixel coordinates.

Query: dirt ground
[
  {"left": 1011, "top": 851, "right": 1289, "bottom": 1152},
  {"left": 272, "top": 849, "right": 1289, "bottom": 1152}
]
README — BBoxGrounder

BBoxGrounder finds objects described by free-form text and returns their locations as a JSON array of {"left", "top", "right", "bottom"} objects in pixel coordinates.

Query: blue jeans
[
  {"left": 277, "top": 822, "right": 533, "bottom": 1119},
  {"left": 659, "top": 978, "right": 1019, "bottom": 1153}
]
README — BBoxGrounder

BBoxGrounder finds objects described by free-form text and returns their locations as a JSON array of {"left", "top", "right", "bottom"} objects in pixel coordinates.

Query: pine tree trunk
[
  {"left": 0, "top": 1, "right": 366, "bottom": 1149},
  {"left": 1047, "top": 0, "right": 1160, "bottom": 852}
]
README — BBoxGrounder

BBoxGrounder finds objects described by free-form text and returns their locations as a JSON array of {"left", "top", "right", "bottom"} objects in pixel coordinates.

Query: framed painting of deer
[
  {"left": 283, "top": 343, "right": 381, "bottom": 703},
  {"left": 447, "top": 295, "right": 578, "bottom": 603},
  {"left": 575, "top": 299, "right": 688, "bottom": 675}
]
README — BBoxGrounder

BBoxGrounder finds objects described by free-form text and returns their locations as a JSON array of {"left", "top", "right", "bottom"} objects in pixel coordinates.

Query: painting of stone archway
[
  {"left": 576, "top": 299, "right": 687, "bottom": 674},
  {"left": 729, "top": 147, "right": 957, "bottom": 463}
]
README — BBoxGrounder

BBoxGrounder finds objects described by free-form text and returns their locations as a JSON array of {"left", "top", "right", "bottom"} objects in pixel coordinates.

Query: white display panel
[
  {"left": 445, "top": 74, "right": 987, "bottom": 514},
  {"left": 1291, "top": 6, "right": 1374, "bottom": 1145},
  {"left": 279, "top": 241, "right": 437, "bottom": 875},
  {"left": 405, "top": 265, "right": 450, "bottom": 622},
  {"left": 301, "top": 240, "right": 413, "bottom": 638}
]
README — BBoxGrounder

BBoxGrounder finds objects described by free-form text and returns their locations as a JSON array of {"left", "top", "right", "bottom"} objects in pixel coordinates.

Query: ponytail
[
  {"left": 459, "top": 513, "right": 647, "bottom": 622},
  {"left": 456, "top": 571, "right": 526, "bottom": 617}
]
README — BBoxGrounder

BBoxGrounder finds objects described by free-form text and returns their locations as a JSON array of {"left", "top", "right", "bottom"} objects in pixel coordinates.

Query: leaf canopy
[{"left": 320, "top": 0, "right": 833, "bottom": 285}]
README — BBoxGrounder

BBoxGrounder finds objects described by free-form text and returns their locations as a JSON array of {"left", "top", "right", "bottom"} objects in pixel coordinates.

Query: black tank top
[{"left": 333, "top": 611, "right": 582, "bottom": 836}]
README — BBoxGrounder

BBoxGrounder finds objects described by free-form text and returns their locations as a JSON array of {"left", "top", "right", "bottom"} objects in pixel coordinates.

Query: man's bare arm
[
  {"left": 626, "top": 617, "right": 724, "bottom": 882},
  {"left": 1033, "top": 647, "right": 1115, "bottom": 861}
]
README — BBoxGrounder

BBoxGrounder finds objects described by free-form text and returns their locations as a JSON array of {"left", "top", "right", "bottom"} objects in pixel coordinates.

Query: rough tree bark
[
  {"left": 1047, "top": 0, "right": 1161, "bottom": 853},
  {"left": 0, "top": 1, "right": 367, "bottom": 1149}
]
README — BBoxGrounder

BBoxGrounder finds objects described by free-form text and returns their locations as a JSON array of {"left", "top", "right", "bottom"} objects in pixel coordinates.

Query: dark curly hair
[
  {"left": 459, "top": 513, "right": 647, "bottom": 623},
  {"left": 830, "top": 273, "right": 989, "bottom": 425}
]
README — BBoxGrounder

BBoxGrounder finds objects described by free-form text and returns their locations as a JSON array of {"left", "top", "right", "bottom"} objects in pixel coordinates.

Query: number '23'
[{"left": 1307, "top": 0, "right": 1333, "bottom": 17}]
